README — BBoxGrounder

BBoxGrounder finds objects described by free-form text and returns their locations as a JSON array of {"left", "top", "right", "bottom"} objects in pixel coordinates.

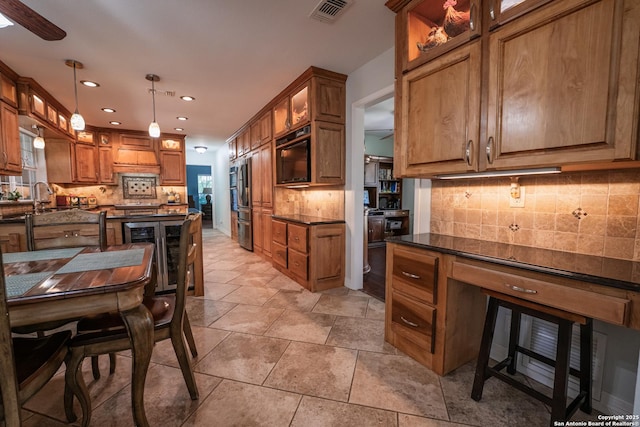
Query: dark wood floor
[{"left": 363, "top": 244, "right": 386, "bottom": 301}]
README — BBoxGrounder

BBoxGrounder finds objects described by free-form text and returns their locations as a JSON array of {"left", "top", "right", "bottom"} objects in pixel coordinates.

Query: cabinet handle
[
  {"left": 400, "top": 316, "right": 419, "bottom": 328},
  {"left": 505, "top": 284, "right": 538, "bottom": 294},
  {"left": 464, "top": 140, "right": 473, "bottom": 166},
  {"left": 401, "top": 271, "right": 421, "bottom": 280},
  {"left": 470, "top": 2, "right": 477, "bottom": 31},
  {"left": 485, "top": 137, "right": 494, "bottom": 165},
  {"left": 489, "top": 0, "right": 496, "bottom": 20}
]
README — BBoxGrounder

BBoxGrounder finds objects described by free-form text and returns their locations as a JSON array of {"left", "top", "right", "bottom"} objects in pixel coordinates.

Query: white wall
[
  {"left": 345, "top": 47, "right": 395, "bottom": 290},
  {"left": 185, "top": 146, "right": 230, "bottom": 235}
]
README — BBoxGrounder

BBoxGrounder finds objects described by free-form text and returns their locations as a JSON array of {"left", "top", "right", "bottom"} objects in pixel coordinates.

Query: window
[
  {"left": 197, "top": 174, "right": 213, "bottom": 207},
  {"left": 0, "top": 131, "right": 38, "bottom": 200}
]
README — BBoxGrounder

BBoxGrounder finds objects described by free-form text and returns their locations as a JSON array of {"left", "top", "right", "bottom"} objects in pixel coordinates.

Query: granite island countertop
[
  {"left": 388, "top": 233, "right": 640, "bottom": 292},
  {"left": 271, "top": 214, "right": 345, "bottom": 225}
]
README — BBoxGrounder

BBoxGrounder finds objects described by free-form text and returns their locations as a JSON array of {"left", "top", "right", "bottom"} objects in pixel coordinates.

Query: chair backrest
[
  {"left": 25, "top": 210, "right": 107, "bottom": 251},
  {"left": 171, "top": 213, "right": 199, "bottom": 329},
  {"left": 0, "top": 250, "right": 22, "bottom": 426}
]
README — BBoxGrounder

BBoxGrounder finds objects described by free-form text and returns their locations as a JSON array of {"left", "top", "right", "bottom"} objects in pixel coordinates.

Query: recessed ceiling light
[
  {"left": 80, "top": 80, "right": 100, "bottom": 88},
  {"left": 174, "top": 127, "right": 184, "bottom": 131},
  {"left": 109, "top": 121, "right": 121, "bottom": 125},
  {"left": 176, "top": 116, "right": 188, "bottom": 121},
  {"left": 101, "top": 108, "right": 116, "bottom": 113},
  {"left": 180, "top": 96, "right": 195, "bottom": 101}
]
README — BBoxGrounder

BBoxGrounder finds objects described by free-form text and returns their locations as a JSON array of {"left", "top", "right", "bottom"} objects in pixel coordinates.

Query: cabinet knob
[{"left": 464, "top": 140, "right": 473, "bottom": 167}]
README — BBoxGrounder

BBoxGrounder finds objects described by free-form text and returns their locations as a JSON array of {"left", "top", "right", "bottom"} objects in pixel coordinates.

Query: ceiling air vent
[
  {"left": 148, "top": 89, "right": 175, "bottom": 97},
  {"left": 309, "top": 0, "right": 353, "bottom": 23}
]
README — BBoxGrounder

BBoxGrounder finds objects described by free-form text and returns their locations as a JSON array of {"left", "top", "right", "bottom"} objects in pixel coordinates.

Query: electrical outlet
[{"left": 509, "top": 186, "right": 525, "bottom": 208}]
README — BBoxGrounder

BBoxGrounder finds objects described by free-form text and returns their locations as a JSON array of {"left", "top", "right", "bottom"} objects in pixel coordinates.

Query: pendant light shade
[
  {"left": 146, "top": 74, "right": 160, "bottom": 137},
  {"left": 65, "top": 59, "right": 85, "bottom": 131},
  {"left": 32, "top": 125, "right": 45, "bottom": 149}
]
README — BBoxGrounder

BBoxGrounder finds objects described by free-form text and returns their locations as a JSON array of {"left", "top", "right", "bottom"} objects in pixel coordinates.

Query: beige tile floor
[{"left": 20, "top": 228, "right": 604, "bottom": 426}]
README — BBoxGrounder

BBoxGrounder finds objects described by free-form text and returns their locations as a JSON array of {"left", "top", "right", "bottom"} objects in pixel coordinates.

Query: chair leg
[
  {"left": 507, "top": 308, "right": 521, "bottom": 375},
  {"left": 171, "top": 329, "right": 199, "bottom": 400},
  {"left": 580, "top": 319, "right": 593, "bottom": 414},
  {"left": 64, "top": 348, "right": 92, "bottom": 427},
  {"left": 91, "top": 356, "right": 101, "bottom": 380},
  {"left": 550, "top": 319, "right": 572, "bottom": 424},
  {"left": 183, "top": 313, "right": 198, "bottom": 358},
  {"left": 471, "top": 297, "right": 500, "bottom": 401},
  {"left": 109, "top": 352, "right": 117, "bottom": 375}
]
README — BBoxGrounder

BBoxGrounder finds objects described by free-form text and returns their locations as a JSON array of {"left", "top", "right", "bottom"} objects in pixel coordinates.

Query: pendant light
[
  {"left": 146, "top": 74, "right": 160, "bottom": 138},
  {"left": 65, "top": 59, "right": 85, "bottom": 131},
  {"left": 32, "top": 125, "right": 45, "bottom": 149}
]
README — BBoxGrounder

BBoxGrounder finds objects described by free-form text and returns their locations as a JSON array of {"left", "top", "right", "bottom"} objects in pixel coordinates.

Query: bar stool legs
[{"left": 471, "top": 293, "right": 592, "bottom": 427}]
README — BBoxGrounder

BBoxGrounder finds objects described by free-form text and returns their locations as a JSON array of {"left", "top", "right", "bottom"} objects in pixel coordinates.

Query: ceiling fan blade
[
  {"left": 0, "top": 0, "right": 66, "bottom": 41},
  {"left": 381, "top": 132, "right": 394, "bottom": 140}
]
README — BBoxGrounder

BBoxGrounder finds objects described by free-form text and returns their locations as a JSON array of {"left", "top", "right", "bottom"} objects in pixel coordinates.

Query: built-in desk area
[{"left": 385, "top": 233, "right": 640, "bottom": 377}]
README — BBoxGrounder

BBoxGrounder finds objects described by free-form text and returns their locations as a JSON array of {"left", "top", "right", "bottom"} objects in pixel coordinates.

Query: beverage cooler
[{"left": 123, "top": 221, "right": 194, "bottom": 293}]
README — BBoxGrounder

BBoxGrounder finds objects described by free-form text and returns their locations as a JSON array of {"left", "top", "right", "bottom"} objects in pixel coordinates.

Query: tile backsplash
[
  {"left": 274, "top": 187, "right": 344, "bottom": 219},
  {"left": 430, "top": 169, "right": 640, "bottom": 261}
]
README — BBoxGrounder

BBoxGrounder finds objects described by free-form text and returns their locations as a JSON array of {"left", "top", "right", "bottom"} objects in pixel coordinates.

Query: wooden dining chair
[
  {"left": 25, "top": 210, "right": 107, "bottom": 251},
  {"left": 64, "top": 214, "right": 200, "bottom": 426},
  {"left": 14, "top": 210, "right": 108, "bottom": 336},
  {"left": 0, "top": 249, "right": 71, "bottom": 427}
]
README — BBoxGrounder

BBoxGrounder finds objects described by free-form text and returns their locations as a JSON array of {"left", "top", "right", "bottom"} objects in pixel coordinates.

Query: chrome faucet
[{"left": 33, "top": 181, "right": 52, "bottom": 214}]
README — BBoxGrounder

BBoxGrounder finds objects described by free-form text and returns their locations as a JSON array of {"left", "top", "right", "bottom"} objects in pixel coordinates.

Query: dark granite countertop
[
  {"left": 271, "top": 214, "right": 345, "bottom": 225},
  {"left": 388, "top": 233, "right": 640, "bottom": 292}
]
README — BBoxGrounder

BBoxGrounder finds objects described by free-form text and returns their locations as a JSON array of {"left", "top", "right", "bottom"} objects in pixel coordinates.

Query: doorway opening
[{"left": 186, "top": 165, "right": 213, "bottom": 228}]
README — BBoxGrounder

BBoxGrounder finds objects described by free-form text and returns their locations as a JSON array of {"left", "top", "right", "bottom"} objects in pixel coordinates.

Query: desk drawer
[
  {"left": 288, "top": 224, "right": 308, "bottom": 253},
  {"left": 391, "top": 246, "right": 438, "bottom": 304},
  {"left": 390, "top": 290, "right": 436, "bottom": 354},
  {"left": 451, "top": 261, "right": 629, "bottom": 326}
]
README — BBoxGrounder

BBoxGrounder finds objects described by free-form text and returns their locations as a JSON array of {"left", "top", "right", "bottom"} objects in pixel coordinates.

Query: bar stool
[{"left": 471, "top": 290, "right": 592, "bottom": 426}]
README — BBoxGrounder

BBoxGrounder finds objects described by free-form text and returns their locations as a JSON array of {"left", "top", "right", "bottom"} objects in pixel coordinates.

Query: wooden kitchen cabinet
[
  {"left": 237, "top": 128, "right": 250, "bottom": 157},
  {"left": 250, "top": 110, "right": 272, "bottom": 150},
  {"left": 159, "top": 151, "right": 185, "bottom": 185},
  {"left": 389, "top": 0, "right": 640, "bottom": 177},
  {"left": 228, "top": 138, "right": 237, "bottom": 160},
  {"left": 250, "top": 141, "right": 274, "bottom": 258},
  {"left": 273, "top": 83, "right": 309, "bottom": 138},
  {"left": 98, "top": 133, "right": 115, "bottom": 184},
  {"left": 385, "top": 242, "right": 486, "bottom": 375},
  {"left": 74, "top": 142, "right": 98, "bottom": 183},
  {"left": 271, "top": 218, "right": 345, "bottom": 292},
  {"left": 367, "top": 215, "right": 385, "bottom": 245},
  {"left": 0, "top": 102, "right": 22, "bottom": 175}
]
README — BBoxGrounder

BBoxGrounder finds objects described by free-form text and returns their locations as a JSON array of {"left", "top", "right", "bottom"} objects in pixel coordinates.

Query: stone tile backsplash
[
  {"left": 430, "top": 169, "right": 640, "bottom": 261},
  {"left": 274, "top": 187, "right": 344, "bottom": 220}
]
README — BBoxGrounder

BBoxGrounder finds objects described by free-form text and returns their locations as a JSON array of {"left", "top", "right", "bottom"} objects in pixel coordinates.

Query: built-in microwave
[{"left": 276, "top": 138, "right": 311, "bottom": 184}]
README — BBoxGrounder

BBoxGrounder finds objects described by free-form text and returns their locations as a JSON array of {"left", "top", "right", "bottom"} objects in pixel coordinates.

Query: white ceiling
[{"left": 0, "top": 0, "right": 395, "bottom": 153}]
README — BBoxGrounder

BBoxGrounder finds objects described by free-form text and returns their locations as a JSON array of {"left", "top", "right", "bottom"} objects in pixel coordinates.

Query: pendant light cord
[
  {"left": 151, "top": 78, "right": 157, "bottom": 122},
  {"left": 73, "top": 62, "right": 80, "bottom": 113}
]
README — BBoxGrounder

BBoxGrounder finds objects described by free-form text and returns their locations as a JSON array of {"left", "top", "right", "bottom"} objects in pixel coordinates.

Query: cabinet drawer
[
  {"left": 390, "top": 291, "right": 436, "bottom": 354},
  {"left": 451, "top": 262, "right": 630, "bottom": 326},
  {"left": 272, "top": 242, "right": 287, "bottom": 269},
  {"left": 272, "top": 220, "right": 287, "bottom": 245},
  {"left": 288, "top": 250, "right": 308, "bottom": 280},
  {"left": 391, "top": 246, "right": 438, "bottom": 304},
  {"left": 287, "top": 224, "right": 308, "bottom": 254}
]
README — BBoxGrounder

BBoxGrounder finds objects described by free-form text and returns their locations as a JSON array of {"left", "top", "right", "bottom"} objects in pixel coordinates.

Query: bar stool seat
[{"left": 471, "top": 289, "right": 592, "bottom": 427}]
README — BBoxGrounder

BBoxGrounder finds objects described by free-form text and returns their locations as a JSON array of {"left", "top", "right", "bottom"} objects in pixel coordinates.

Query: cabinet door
[
  {"left": 486, "top": 0, "right": 638, "bottom": 169},
  {"left": 290, "top": 84, "right": 309, "bottom": 130},
  {"left": 159, "top": 151, "right": 185, "bottom": 185},
  {"left": 260, "top": 143, "right": 273, "bottom": 208},
  {"left": 228, "top": 138, "right": 237, "bottom": 160},
  {"left": 253, "top": 207, "right": 263, "bottom": 253},
  {"left": 261, "top": 208, "right": 273, "bottom": 258},
  {"left": 398, "top": 41, "right": 481, "bottom": 177},
  {"left": 259, "top": 111, "right": 272, "bottom": 145},
  {"left": 119, "top": 133, "right": 154, "bottom": 150},
  {"left": 272, "top": 219, "right": 287, "bottom": 245},
  {"left": 99, "top": 146, "right": 115, "bottom": 184},
  {"left": 0, "top": 102, "right": 21, "bottom": 174},
  {"left": 368, "top": 216, "right": 385, "bottom": 243},
  {"left": 313, "top": 77, "right": 344, "bottom": 124},
  {"left": 273, "top": 97, "right": 290, "bottom": 138},
  {"left": 312, "top": 121, "right": 345, "bottom": 184},
  {"left": 250, "top": 120, "right": 262, "bottom": 151},
  {"left": 488, "top": 0, "right": 553, "bottom": 27},
  {"left": 75, "top": 143, "right": 98, "bottom": 182},
  {"left": 251, "top": 152, "right": 262, "bottom": 206}
]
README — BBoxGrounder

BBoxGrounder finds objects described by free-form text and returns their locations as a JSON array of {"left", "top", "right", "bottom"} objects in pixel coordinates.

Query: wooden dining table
[{"left": 4, "top": 243, "right": 156, "bottom": 427}]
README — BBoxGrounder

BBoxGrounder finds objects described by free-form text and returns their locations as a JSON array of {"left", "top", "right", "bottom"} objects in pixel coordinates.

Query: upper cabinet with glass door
[
  {"left": 488, "top": 0, "right": 553, "bottom": 27},
  {"left": 398, "top": 0, "right": 481, "bottom": 72},
  {"left": 273, "top": 83, "right": 309, "bottom": 138}
]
